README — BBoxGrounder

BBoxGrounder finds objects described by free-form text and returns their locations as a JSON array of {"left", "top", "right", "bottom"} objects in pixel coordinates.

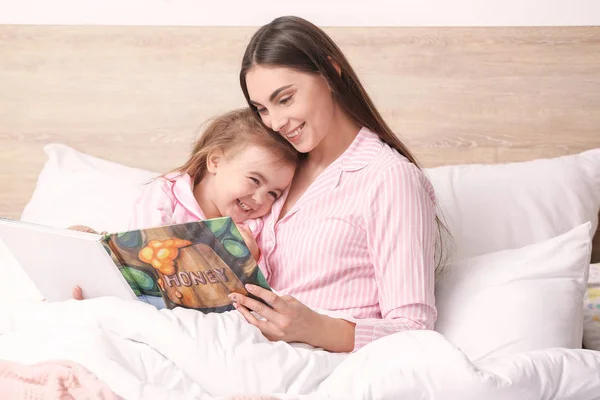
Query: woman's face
[{"left": 245, "top": 66, "right": 336, "bottom": 153}]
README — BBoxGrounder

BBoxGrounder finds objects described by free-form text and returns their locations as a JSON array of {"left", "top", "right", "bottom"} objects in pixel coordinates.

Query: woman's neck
[
  {"left": 306, "top": 106, "right": 361, "bottom": 170},
  {"left": 193, "top": 175, "right": 221, "bottom": 219}
]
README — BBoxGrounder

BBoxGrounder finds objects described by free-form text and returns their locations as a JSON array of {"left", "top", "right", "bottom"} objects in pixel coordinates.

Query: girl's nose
[{"left": 252, "top": 191, "right": 265, "bottom": 205}]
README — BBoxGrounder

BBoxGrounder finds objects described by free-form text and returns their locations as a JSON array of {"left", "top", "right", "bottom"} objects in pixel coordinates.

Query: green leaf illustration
[
  {"left": 120, "top": 270, "right": 142, "bottom": 296},
  {"left": 230, "top": 224, "right": 243, "bottom": 241},
  {"left": 223, "top": 238, "right": 249, "bottom": 258},
  {"left": 123, "top": 267, "right": 156, "bottom": 291},
  {"left": 204, "top": 217, "right": 230, "bottom": 237},
  {"left": 115, "top": 231, "right": 143, "bottom": 248},
  {"left": 256, "top": 270, "right": 271, "bottom": 290}
]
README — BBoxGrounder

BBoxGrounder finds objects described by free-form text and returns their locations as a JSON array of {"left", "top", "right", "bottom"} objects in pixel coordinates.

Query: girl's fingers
[{"left": 72, "top": 286, "right": 84, "bottom": 300}]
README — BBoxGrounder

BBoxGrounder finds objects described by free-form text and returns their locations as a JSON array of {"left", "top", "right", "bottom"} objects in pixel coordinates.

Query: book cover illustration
[{"left": 100, "top": 217, "right": 270, "bottom": 313}]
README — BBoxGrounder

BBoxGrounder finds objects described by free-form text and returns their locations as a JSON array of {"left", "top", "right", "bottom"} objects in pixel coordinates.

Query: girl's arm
[
  {"left": 72, "top": 177, "right": 175, "bottom": 301},
  {"left": 128, "top": 178, "right": 175, "bottom": 231},
  {"left": 236, "top": 223, "right": 262, "bottom": 262}
]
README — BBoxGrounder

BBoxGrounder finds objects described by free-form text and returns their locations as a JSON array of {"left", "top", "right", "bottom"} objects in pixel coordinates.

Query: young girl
[
  {"left": 72, "top": 107, "right": 298, "bottom": 300},
  {"left": 229, "top": 16, "right": 450, "bottom": 353},
  {"left": 128, "top": 108, "right": 298, "bottom": 243}
]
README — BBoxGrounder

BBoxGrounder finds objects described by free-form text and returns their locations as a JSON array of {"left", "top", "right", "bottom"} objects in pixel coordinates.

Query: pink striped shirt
[
  {"left": 128, "top": 173, "right": 263, "bottom": 236},
  {"left": 258, "top": 127, "right": 438, "bottom": 351}
]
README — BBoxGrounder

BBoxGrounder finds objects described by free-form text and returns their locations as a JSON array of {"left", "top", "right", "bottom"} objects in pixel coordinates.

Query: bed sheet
[{"left": 1, "top": 297, "right": 599, "bottom": 400}]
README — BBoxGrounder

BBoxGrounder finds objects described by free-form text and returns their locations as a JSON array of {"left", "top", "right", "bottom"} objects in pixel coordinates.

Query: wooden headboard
[{"left": 0, "top": 25, "right": 599, "bottom": 261}]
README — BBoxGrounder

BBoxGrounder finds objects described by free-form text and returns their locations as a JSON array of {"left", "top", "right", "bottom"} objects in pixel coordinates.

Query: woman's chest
[
  {"left": 277, "top": 166, "right": 322, "bottom": 221},
  {"left": 262, "top": 181, "right": 370, "bottom": 262}
]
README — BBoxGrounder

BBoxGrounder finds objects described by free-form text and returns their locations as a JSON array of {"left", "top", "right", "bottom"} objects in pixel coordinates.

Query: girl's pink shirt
[
  {"left": 128, "top": 172, "right": 263, "bottom": 236},
  {"left": 257, "top": 127, "right": 438, "bottom": 351}
]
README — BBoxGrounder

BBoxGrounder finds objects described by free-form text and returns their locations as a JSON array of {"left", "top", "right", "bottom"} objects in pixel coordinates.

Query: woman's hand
[{"left": 230, "top": 284, "right": 356, "bottom": 352}]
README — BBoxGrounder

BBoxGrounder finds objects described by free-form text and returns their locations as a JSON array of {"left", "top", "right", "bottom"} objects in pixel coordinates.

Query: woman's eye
[
  {"left": 268, "top": 191, "right": 278, "bottom": 199},
  {"left": 249, "top": 177, "right": 259, "bottom": 185},
  {"left": 280, "top": 96, "right": 293, "bottom": 105},
  {"left": 256, "top": 107, "right": 268, "bottom": 115}
]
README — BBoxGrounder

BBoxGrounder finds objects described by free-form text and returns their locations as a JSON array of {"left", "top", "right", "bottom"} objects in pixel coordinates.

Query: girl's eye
[
  {"left": 249, "top": 177, "right": 259, "bottom": 185},
  {"left": 256, "top": 107, "right": 268, "bottom": 115},
  {"left": 268, "top": 191, "right": 279, "bottom": 199},
  {"left": 280, "top": 96, "right": 293, "bottom": 105}
]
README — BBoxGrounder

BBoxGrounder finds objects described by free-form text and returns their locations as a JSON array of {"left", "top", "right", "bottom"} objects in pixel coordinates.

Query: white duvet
[{"left": 0, "top": 297, "right": 599, "bottom": 400}]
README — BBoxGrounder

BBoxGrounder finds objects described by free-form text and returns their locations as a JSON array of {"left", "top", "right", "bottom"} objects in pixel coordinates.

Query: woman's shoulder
[
  {"left": 347, "top": 127, "right": 433, "bottom": 194},
  {"left": 371, "top": 142, "right": 422, "bottom": 175},
  {"left": 368, "top": 143, "right": 436, "bottom": 199}
]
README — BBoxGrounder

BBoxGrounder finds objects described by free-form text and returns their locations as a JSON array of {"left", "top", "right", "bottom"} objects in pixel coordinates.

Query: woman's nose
[{"left": 270, "top": 112, "right": 289, "bottom": 132}]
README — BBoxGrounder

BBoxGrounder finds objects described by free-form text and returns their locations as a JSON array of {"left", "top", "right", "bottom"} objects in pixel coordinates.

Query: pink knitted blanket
[{"left": 0, "top": 359, "right": 121, "bottom": 399}]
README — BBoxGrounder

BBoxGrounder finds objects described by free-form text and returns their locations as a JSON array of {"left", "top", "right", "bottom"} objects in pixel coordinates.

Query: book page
[{"left": 0, "top": 219, "right": 136, "bottom": 302}]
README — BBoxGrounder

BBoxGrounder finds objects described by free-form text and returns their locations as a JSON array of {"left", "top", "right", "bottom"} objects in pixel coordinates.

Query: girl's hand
[
  {"left": 68, "top": 226, "right": 108, "bottom": 235},
  {"left": 229, "top": 284, "right": 355, "bottom": 352},
  {"left": 68, "top": 226, "right": 106, "bottom": 301},
  {"left": 68, "top": 225, "right": 99, "bottom": 234},
  {"left": 236, "top": 224, "right": 261, "bottom": 262},
  {"left": 72, "top": 286, "right": 84, "bottom": 300}
]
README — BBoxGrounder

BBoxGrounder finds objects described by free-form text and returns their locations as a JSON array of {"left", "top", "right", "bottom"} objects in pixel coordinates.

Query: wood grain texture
[{"left": 0, "top": 25, "right": 598, "bottom": 261}]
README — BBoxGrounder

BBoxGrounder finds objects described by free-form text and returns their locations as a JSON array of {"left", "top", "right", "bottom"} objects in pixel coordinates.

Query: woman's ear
[
  {"left": 206, "top": 149, "right": 224, "bottom": 173},
  {"left": 327, "top": 56, "right": 342, "bottom": 77}
]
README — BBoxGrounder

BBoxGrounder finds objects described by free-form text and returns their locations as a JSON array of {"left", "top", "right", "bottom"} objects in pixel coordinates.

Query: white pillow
[
  {"left": 20, "top": 143, "right": 159, "bottom": 233},
  {"left": 583, "top": 263, "right": 600, "bottom": 350},
  {"left": 434, "top": 222, "right": 592, "bottom": 361},
  {"left": 426, "top": 149, "right": 600, "bottom": 260},
  {"left": 20, "top": 144, "right": 600, "bottom": 261}
]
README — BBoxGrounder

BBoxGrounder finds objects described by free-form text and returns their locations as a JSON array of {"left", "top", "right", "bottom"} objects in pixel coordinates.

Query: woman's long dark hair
[{"left": 240, "top": 16, "right": 451, "bottom": 275}]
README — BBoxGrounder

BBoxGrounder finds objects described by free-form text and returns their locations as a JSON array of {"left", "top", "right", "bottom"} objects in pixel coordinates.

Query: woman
[{"left": 228, "top": 16, "right": 447, "bottom": 353}]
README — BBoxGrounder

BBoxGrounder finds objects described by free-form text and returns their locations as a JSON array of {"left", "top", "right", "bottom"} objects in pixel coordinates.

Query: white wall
[{"left": 0, "top": 0, "right": 599, "bottom": 26}]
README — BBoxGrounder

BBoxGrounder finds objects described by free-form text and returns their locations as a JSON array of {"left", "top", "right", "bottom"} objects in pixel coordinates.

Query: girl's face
[
  {"left": 245, "top": 66, "right": 336, "bottom": 153},
  {"left": 206, "top": 144, "right": 295, "bottom": 222}
]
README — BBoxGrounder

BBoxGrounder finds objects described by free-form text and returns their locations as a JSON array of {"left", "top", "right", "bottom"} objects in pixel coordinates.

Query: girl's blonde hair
[{"left": 172, "top": 108, "right": 298, "bottom": 185}]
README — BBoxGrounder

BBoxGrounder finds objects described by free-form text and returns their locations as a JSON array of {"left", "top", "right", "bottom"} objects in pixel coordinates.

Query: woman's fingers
[
  {"left": 231, "top": 287, "right": 322, "bottom": 344},
  {"left": 233, "top": 301, "right": 282, "bottom": 340},
  {"left": 244, "top": 284, "right": 286, "bottom": 311},
  {"left": 232, "top": 302, "right": 262, "bottom": 326},
  {"left": 229, "top": 292, "right": 274, "bottom": 319}
]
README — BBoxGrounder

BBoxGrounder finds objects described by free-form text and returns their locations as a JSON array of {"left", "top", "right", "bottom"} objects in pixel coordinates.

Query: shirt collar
[
  {"left": 270, "top": 128, "right": 383, "bottom": 222},
  {"left": 340, "top": 127, "right": 384, "bottom": 172},
  {"left": 166, "top": 172, "right": 207, "bottom": 220}
]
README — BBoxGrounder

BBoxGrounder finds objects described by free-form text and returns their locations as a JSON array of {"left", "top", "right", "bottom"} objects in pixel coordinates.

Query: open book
[{"left": 0, "top": 217, "right": 270, "bottom": 313}]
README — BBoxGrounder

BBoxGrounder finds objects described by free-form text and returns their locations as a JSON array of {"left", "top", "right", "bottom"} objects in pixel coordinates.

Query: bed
[{"left": 0, "top": 24, "right": 599, "bottom": 399}]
